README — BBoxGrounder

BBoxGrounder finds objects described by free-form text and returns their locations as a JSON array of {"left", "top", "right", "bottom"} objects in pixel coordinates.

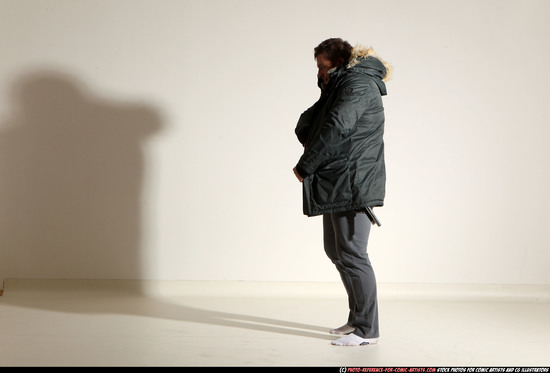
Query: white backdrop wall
[{"left": 1, "top": 0, "right": 549, "bottom": 284}]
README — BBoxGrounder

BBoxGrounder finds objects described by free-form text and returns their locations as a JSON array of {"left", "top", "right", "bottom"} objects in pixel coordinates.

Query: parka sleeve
[
  {"left": 296, "top": 76, "right": 369, "bottom": 177},
  {"left": 295, "top": 101, "right": 319, "bottom": 146}
]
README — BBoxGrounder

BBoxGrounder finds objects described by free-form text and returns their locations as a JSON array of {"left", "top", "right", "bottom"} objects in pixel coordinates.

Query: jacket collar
[{"left": 348, "top": 56, "right": 387, "bottom": 96}]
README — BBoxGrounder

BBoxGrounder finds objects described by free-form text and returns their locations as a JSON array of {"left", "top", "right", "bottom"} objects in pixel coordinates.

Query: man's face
[{"left": 316, "top": 54, "right": 334, "bottom": 86}]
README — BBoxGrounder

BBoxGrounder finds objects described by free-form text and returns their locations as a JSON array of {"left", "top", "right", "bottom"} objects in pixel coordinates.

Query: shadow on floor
[{"left": 0, "top": 280, "right": 334, "bottom": 341}]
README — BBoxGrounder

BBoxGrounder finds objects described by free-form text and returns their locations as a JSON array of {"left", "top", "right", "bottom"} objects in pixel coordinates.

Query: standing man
[{"left": 293, "top": 38, "right": 391, "bottom": 346}]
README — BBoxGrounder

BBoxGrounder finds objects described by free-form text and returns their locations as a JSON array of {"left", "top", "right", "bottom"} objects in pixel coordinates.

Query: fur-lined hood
[{"left": 347, "top": 45, "right": 392, "bottom": 82}]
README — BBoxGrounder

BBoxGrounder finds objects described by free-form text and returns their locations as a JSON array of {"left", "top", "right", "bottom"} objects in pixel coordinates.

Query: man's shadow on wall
[{"left": 0, "top": 70, "right": 162, "bottom": 278}]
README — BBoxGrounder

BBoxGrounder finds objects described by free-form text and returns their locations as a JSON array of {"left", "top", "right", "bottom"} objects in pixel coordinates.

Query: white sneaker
[{"left": 331, "top": 334, "right": 379, "bottom": 346}]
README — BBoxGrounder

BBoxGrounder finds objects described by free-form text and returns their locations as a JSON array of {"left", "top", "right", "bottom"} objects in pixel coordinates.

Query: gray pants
[{"left": 323, "top": 210, "right": 379, "bottom": 338}]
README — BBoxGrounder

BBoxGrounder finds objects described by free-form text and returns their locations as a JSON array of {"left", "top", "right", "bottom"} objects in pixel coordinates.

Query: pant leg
[
  {"left": 325, "top": 211, "right": 379, "bottom": 338},
  {"left": 323, "top": 214, "right": 355, "bottom": 325}
]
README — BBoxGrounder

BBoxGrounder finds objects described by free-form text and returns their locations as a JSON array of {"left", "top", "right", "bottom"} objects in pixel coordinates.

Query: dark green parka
[{"left": 295, "top": 49, "right": 389, "bottom": 217}]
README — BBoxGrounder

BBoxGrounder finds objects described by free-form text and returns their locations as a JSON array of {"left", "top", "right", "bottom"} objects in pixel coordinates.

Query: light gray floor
[{"left": 0, "top": 280, "right": 549, "bottom": 367}]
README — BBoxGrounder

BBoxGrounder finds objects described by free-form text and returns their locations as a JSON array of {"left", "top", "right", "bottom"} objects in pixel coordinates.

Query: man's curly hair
[{"left": 314, "top": 38, "right": 353, "bottom": 67}]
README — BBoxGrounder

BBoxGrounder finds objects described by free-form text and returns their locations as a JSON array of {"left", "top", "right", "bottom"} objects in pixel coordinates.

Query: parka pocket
[{"left": 312, "top": 158, "right": 352, "bottom": 206}]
